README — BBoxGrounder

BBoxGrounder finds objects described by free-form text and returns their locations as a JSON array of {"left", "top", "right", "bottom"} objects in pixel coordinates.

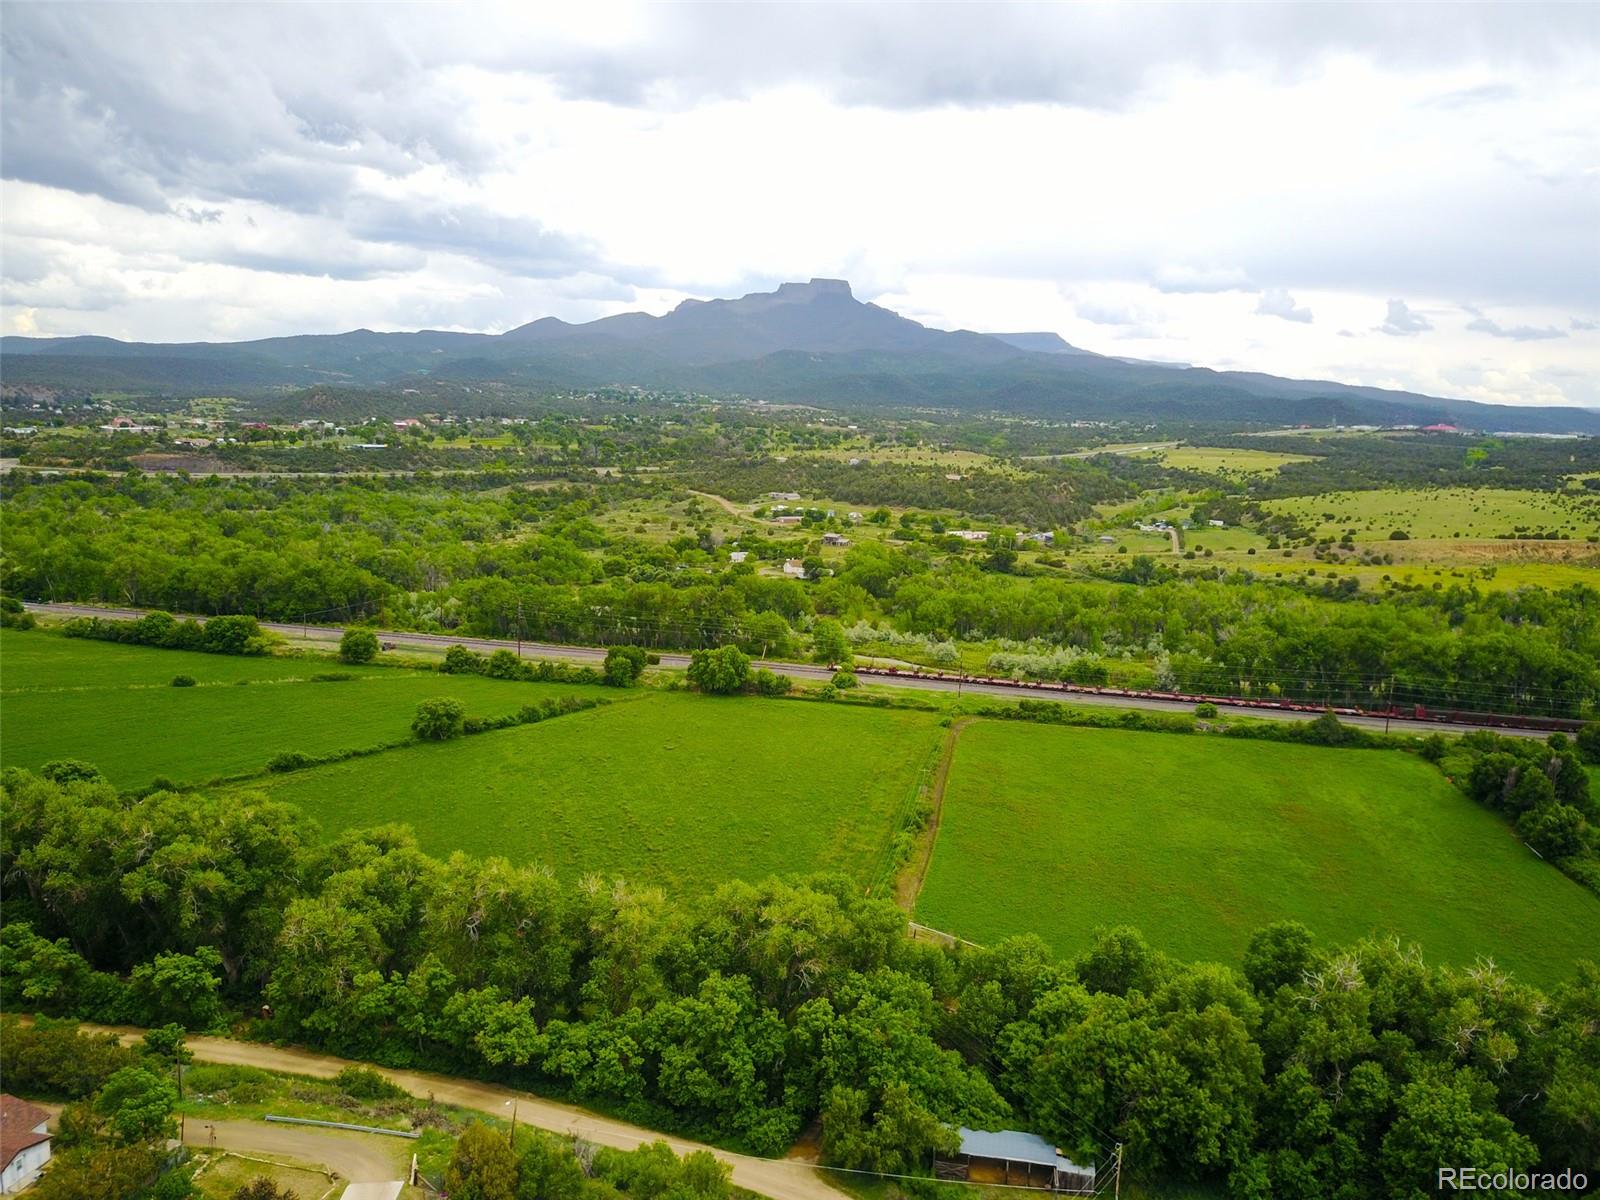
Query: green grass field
[
  {"left": 1262, "top": 487, "right": 1600, "bottom": 542},
  {"left": 0, "top": 629, "right": 618, "bottom": 786},
  {"left": 915, "top": 722, "right": 1600, "bottom": 987},
  {"left": 241, "top": 692, "right": 943, "bottom": 892},
  {"left": 1136, "top": 445, "right": 1320, "bottom": 475}
]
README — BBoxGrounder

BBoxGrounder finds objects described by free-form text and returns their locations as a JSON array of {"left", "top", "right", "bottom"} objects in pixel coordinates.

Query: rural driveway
[
  {"left": 21, "top": 601, "right": 1548, "bottom": 738},
  {"left": 89, "top": 1028, "right": 846, "bottom": 1200},
  {"left": 185, "top": 1119, "right": 403, "bottom": 1183}
]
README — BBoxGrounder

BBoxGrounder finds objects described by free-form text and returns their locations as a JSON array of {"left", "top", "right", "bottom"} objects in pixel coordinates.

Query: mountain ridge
[{"left": 3, "top": 280, "right": 1596, "bottom": 433}]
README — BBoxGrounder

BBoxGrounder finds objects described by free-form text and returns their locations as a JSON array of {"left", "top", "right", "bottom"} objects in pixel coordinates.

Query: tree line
[{"left": 2, "top": 763, "right": 1596, "bottom": 1197}]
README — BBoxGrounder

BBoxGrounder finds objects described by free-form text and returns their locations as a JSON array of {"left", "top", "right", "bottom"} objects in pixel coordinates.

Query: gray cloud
[
  {"left": 345, "top": 199, "right": 607, "bottom": 279},
  {"left": 1463, "top": 306, "right": 1565, "bottom": 341},
  {"left": 1255, "top": 287, "right": 1313, "bottom": 323},
  {"left": 1378, "top": 299, "right": 1433, "bottom": 336},
  {"left": 1571, "top": 317, "right": 1598, "bottom": 332}
]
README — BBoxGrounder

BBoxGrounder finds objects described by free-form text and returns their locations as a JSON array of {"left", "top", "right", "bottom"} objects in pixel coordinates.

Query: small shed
[{"left": 937, "top": 1127, "right": 1094, "bottom": 1194}]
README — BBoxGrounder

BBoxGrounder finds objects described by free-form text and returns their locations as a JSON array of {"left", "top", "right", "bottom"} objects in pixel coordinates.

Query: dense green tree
[
  {"left": 602, "top": 645, "right": 647, "bottom": 687},
  {"left": 686, "top": 646, "right": 749, "bottom": 694},
  {"left": 445, "top": 1121, "right": 519, "bottom": 1200},
  {"left": 412, "top": 697, "right": 467, "bottom": 740},
  {"left": 810, "top": 618, "right": 852, "bottom": 666},
  {"left": 339, "top": 627, "right": 379, "bottom": 664},
  {"left": 95, "top": 1065, "right": 179, "bottom": 1144}
]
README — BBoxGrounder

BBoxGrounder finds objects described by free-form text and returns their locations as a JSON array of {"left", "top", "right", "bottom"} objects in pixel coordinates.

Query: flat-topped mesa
[{"left": 776, "top": 277, "right": 853, "bottom": 300}]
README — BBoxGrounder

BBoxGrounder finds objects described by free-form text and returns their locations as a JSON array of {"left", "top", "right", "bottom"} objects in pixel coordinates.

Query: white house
[
  {"left": 1, "top": 1095, "right": 52, "bottom": 1194},
  {"left": 948, "top": 530, "right": 989, "bottom": 542},
  {"left": 782, "top": 558, "right": 807, "bottom": 578},
  {"left": 728, "top": 551, "right": 748, "bottom": 564},
  {"left": 1207, "top": 519, "right": 1226, "bottom": 528}
]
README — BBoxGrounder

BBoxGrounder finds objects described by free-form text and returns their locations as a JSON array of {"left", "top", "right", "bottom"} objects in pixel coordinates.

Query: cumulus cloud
[
  {"left": 1255, "top": 287, "right": 1313, "bottom": 323},
  {"left": 1569, "top": 317, "right": 1598, "bottom": 332},
  {"left": 1378, "top": 299, "right": 1433, "bottom": 336}
]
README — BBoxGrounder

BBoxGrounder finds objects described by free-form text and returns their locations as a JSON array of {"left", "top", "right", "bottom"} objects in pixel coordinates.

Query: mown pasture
[
  {"left": 241, "top": 691, "right": 945, "bottom": 893},
  {"left": 0, "top": 628, "right": 619, "bottom": 787},
  {"left": 1135, "top": 445, "right": 1320, "bottom": 475},
  {"left": 915, "top": 722, "right": 1600, "bottom": 988},
  {"left": 1262, "top": 486, "right": 1599, "bottom": 542}
]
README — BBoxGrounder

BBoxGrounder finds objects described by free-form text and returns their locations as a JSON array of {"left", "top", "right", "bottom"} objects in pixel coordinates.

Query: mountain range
[{"left": 4, "top": 278, "right": 1596, "bottom": 433}]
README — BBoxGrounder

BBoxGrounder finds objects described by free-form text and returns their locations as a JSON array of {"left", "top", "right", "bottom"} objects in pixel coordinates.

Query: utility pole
[
  {"left": 516, "top": 599, "right": 524, "bottom": 658},
  {"left": 1113, "top": 1143, "right": 1124, "bottom": 1200},
  {"left": 1384, "top": 676, "right": 1395, "bottom": 733}
]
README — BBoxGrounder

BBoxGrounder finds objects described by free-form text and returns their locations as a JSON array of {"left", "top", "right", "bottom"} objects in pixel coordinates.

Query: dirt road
[
  {"left": 97, "top": 1030, "right": 845, "bottom": 1200},
  {"left": 185, "top": 1119, "right": 403, "bottom": 1182}
]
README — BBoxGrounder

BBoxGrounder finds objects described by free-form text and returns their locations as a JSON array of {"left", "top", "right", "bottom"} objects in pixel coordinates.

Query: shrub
[
  {"left": 1195, "top": 702, "right": 1219, "bottom": 719},
  {"left": 1577, "top": 722, "right": 1600, "bottom": 766},
  {"left": 817, "top": 683, "right": 839, "bottom": 701},
  {"left": 170, "top": 675, "right": 196, "bottom": 688},
  {"left": 39, "top": 760, "right": 104, "bottom": 785},
  {"left": 201, "top": 614, "right": 266, "bottom": 656},
  {"left": 752, "top": 668, "right": 792, "bottom": 697},
  {"left": 412, "top": 697, "right": 466, "bottom": 741},
  {"left": 339, "top": 627, "right": 379, "bottom": 664},
  {"left": 333, "top": 1065, "right": 407, "bottom": 1100},
  {"left": 486, "top": 648, "right": 525, "bottom": 680},
  {"left": 832, "top": 669, "right": 859, "bottom": 690},
  {"left": 266, "top": 751, "right": 314, "bottom": 773},
  {"left": 603, "top": 645, "right": 648, "bottom": 687},
  {"left": 687, "top": 645, "right": 749, "bottom": 694},
  {"left": 442, "top": 645, "right": 484, "bottom": 674},
  {"left": 310, "top": 672, "right": 354, "bottom": 683},
  {"left": 1389, "top": 529, "right": 1411, "bottom": 540}
]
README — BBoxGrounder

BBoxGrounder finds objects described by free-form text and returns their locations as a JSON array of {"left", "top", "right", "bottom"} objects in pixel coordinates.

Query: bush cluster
[
  {"left": 441, "top": 644, "right": 604, "bottom": 686},
  {"left": 61, "top": 611, "right": 270, "bottom": 656}
]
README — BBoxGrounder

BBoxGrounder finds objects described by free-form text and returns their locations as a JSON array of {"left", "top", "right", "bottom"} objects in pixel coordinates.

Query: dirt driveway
[{"left": 185, "top": 1118, "right": 407, "bottom": 1182}]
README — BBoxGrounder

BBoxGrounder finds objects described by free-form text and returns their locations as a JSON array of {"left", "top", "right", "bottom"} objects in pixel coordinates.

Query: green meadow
[
  {"left": 1262, "top": 486, "right": 1599, "bottom": 542},
  {"left": 915, "top": 722, "right": 1600, "bottom": 987},
  {"left": 241, "top": 692, "right": 945, "bottom": 893},
  {"left": 0, "top": 628, "right": 617, "bottom": 786}
]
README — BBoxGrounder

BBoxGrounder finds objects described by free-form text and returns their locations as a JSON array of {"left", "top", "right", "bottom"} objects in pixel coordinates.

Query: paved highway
[{"left": 20, "top": 600, "right": 1549, "bottom": 738}]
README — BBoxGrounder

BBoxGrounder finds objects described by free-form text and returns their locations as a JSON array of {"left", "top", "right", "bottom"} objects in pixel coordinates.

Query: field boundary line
[{"left": 893, "top": 717, "right": 974, "bottom": 913}]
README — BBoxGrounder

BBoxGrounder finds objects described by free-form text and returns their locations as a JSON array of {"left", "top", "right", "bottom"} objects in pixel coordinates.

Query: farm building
[
  {"left": 782, "top": 558, "right": 807, "bottom": 578},
  {"left": 949, "top": 529, "right": 989, "bottom": 542},
  {"left": 937, "top": 1127, "right": 1094, "bottom": 1194},
  {"left": 768, "top": 491, "right": 802, "bottom": 501},
  {"left": 822, "top": 532, "right": 850, "bottom": 546},
  {"left": 728, "top": 550, "right": 748, "bottom": 563},
  {"left": 772, "top": 515, "right": 803, "bottom": 525},
  {"left": 1, "top": 1095, "right": 53, "bottom": 1195},
  {"left": 1097, "top": 535, "right": 1116, "bottom": 543}
]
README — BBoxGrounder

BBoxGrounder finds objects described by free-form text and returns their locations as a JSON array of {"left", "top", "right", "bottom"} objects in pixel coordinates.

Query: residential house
[
  {"left": 728, "top": 551, "right": 748, "bottom": 564},
  {"left": 1, "top": 1095, "right": 52, "bottom": 1195},
  {"left": 948, "top": 530, "right": 989, "bottom": 542},
  {"left": 772, "top": 515, "right": 803, "bottom": 525},
  {"left": 782, "top": 559, "right": 807, "bottom": 578},
  {"left": 822, "top": 532, "right": 849, "bottom": 546}
]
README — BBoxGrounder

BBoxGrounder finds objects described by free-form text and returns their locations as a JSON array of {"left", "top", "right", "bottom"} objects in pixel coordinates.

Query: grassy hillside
[
  {"left": 241, "top": 692, "right": 945, "bottom": 893},
  {"left": 915, "top": 722, "right": 1600, "bottom": 987},
  {"left": 0, "top": 629, "right": 616, "bottom": 786}
]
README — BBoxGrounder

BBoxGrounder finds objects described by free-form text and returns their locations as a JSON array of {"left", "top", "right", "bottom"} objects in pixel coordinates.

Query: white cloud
[
  {"left": 1255, "top": 288, "right": 1314, "bottom": 323},
  {"left": 1, "top": 2, "right": 1595, "bottom": 405},
  {"left": 1378, "top": 299, "right": 1434, "bottom": 336}
]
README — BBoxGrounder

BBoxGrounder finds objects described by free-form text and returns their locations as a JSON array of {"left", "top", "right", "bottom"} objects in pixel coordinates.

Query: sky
[{"left": 2, "top": 1, "right": 1597, "bottom": 407}]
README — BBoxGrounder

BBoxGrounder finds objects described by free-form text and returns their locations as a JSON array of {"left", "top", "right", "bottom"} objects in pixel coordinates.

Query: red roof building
[{"left": 1, "top": 1094, "right": 53, "bottom": 1193}]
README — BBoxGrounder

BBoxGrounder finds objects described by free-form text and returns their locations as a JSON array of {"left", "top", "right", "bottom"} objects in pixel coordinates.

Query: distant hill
[{"left": 4, "top": 278, "right": 1596, "bottom": 433}]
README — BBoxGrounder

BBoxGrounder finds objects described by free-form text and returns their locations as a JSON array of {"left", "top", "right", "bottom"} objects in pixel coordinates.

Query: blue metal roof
[{"left": 956, "top": 1127, "right": 1089, "bottom": 1174}]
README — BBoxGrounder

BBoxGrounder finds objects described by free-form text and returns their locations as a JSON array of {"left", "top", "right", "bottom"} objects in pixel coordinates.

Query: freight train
[{"left": 848, "top": 665, "right": 1589, "bottom": 733}]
